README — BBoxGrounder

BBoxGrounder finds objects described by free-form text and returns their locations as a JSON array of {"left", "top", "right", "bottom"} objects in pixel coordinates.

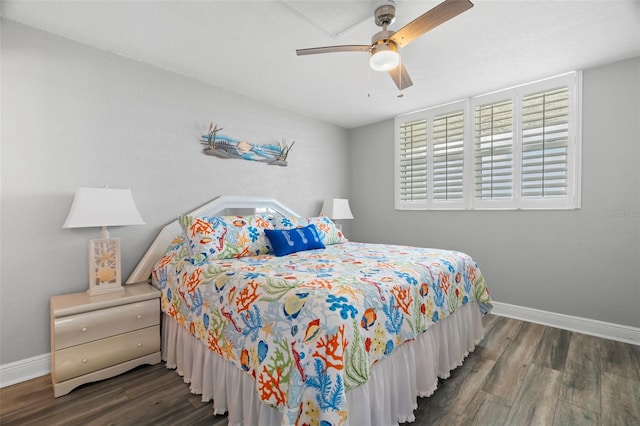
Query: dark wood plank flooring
[{"left": 1, "top": 315, "right": 638, "bottom": 425}]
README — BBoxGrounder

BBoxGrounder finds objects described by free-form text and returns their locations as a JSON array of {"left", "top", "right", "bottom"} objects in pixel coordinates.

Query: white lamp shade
[
  {"left": 320, "top": 198, "right": 354, "bottom": 220},
  {"left": 63, "top": 188, "right": 145, "bottom": 229}
]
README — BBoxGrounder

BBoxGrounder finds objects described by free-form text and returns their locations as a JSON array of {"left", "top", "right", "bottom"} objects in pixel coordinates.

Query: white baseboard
[
  {"left": 1, "top": 302, "right": 638, "bottom": 388},
  {"left": 491, "top": 301, "right": 640, "bottom": 346},
  {"left": 0, "top": 353, "right": 50, "bottom": 388}
]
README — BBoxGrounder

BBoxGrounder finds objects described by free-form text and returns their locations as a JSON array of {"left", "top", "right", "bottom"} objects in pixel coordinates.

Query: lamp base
[
  {"left": 88, "top": 237, "right": 123, "bottom": 297},
  {"left": 87, "top": 285, "right": 124, "bottom": 297}
]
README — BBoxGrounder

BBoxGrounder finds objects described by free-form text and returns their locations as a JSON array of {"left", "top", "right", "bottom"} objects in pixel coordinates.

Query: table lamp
[
  {"left": 320, "top": 198, "right": 354, "bottom": 232},
  {"left": 63, "top": 187, "right": 145, "bottom": 296}
]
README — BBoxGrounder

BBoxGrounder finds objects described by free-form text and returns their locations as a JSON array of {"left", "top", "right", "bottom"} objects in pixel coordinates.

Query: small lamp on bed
[
  {"left": 63, "top": 187, "right": 145, "bottom": 296},
  {"left": 320, "top": 198, "right": 354, "bottom": 232}
]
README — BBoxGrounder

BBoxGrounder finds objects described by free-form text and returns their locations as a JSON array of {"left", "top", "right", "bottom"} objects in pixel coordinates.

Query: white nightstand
[{"left": 50, "top": 282, "right": 161, "bottom": 397}]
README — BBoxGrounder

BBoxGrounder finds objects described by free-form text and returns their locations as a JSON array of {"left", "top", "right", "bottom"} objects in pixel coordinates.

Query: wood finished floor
[{"left": 1, "top": 314, "right": 638, "bottom": 425}]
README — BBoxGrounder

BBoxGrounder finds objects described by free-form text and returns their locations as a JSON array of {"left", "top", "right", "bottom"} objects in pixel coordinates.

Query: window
[
  {"left": 521, "top": 87, "right": 570, "bottom": 199},
  {"left": 433, "top": 110, "right": 465, "bottom": 201},
  {"left": 473, "top": 98, "right": 513, "bottom": 201},
  {"left": 395, "top": 101, "right": 467, "bottom": 209},
  {"left": 397, "top": 118, "right": 428, "bottom": 204},
  {"left": 395, "top": 72, "right": 581, "bottom": 210}
]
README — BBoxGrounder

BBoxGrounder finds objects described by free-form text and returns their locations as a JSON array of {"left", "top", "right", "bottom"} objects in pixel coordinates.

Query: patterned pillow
[
  {"left": 179, "top": 214, "right": 273, "bottom": 262},
  {"left": 152, "top": 235, "right": 189, "bottom": 289},
  {"left": 273, "top": 216, "right": 347, "bottom": 245},
  {"left": 272, "top": 215, "right": 308, "bottom": 230}
]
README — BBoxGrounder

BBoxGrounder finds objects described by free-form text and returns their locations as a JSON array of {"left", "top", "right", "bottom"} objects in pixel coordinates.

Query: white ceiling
[{"left": 2, "top": 0, "right": 639, "bottom": 129}]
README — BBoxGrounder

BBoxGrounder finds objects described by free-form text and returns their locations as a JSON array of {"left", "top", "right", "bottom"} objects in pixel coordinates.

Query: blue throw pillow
[{"left": 265, "top": 225, "right": 325, "bottom": 256}]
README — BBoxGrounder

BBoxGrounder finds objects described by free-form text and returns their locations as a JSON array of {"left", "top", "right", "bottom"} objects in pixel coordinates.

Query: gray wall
[
  {"left": 348, "top": 57, "right": 640, "bottom": 328},
  {"left": 0, "top": 20, "right": 350, "bottom": 364}
]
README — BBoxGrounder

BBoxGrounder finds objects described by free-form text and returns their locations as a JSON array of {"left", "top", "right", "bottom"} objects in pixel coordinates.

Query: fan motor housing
[{"left": 371, "top": 29, "right": 395, "bottom": 45}]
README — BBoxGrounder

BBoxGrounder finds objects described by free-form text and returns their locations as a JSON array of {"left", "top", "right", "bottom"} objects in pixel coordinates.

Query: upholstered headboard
[{"left": 126, "top": 195, "right": 301, "bottom": 284}]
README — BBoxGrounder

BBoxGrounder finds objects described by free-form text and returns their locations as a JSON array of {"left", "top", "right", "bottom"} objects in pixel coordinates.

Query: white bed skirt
[{"left": 162, "top": 301, "right": 485, "bottom": 426}]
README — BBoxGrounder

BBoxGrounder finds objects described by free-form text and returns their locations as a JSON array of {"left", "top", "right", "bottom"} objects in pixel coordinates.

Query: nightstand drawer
[
  {"left": 54, "top": 325, "right": 160, "bottom": 382},
  {"left": 54, "top": 299, "right": 159, "bottom": 350}
]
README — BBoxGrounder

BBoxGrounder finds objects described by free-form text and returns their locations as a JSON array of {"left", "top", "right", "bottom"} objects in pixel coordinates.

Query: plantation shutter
[
  {"left": 398, "top": 119, "right": 428, "bottom": 202},
  {"left": 396, "top": 72, "right": 579, "bottom": 210},
  {"left": 432, "top": 110, "right": 464, "bottom": 200},
  {"left": 521, "top": 87, "right": 570, "bottom": 198},
  {"left": 474, "top": 100, "right": 513, "bottom": 199}
]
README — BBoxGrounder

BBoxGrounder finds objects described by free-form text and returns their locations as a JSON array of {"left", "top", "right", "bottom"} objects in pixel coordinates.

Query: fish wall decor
[{"left": 200, "top": 123, "right": 294, "bottom": 166}]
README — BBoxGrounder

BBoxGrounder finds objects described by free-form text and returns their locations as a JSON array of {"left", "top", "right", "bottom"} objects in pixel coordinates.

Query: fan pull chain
[
  {"left": 398, "top": 50, "right": 404, "bottom": 98},
  {"left": 368, "top": 59, "right": 372, "bottom": 98}
]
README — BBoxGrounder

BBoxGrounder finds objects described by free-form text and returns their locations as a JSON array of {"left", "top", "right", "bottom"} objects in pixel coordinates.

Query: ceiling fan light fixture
[
  {"left": 370, "top": 41, "right": 400, "bottom": 72},
  {"left": 296, "top": 0, "right": 474, "bottom": 90}
]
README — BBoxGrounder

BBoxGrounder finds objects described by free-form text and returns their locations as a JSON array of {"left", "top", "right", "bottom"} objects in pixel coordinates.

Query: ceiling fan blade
[
  {"left": 388, "top": 63, "right": 413, "bottom": 90},
  {"left": 390, "top": 0, "right": 474, "bottom": 48},
  {"left": 296, "top": 45, "right": 370, "bottom": 56}
]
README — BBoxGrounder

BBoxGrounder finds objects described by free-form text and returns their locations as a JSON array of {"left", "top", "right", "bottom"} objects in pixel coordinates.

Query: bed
[{"left": 127, "top": 196, "right": 492, "bottom": 426}]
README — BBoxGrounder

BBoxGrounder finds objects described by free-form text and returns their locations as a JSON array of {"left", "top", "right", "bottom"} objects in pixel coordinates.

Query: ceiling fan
[{"left": 296, "top": 0, "right": 474, "bottom": 91}]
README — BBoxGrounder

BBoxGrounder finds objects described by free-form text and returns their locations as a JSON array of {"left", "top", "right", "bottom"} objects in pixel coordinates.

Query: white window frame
[
  {"left": 395, "top": 100, "right": 468, "bottom": 210},
  {"left": 394, "top": 71, "right": 582, "bottom": 210}
]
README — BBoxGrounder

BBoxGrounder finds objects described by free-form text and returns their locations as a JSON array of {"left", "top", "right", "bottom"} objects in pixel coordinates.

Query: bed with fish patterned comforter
[{"left": 152, "top": 238, "right": 492, "bottom": 426}]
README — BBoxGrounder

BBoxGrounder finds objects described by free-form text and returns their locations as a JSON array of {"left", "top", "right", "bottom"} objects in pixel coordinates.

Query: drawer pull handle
[
  {"left": 137, "top": 342, "right": 143, "bottom": 347},
  {"left": 81, "top": 358, "right": 88, "bottom": 364},
  {"left": 136, "top": 315, "right": 142, "bottom": 319},
  {"left": 81, "top": 327, "right": 87, "bottom": 332}
]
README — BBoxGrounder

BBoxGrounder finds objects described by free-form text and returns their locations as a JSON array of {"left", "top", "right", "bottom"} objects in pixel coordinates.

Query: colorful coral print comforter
[{"left": 153, "top": 239, "right": 492, "bottom": 426}]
